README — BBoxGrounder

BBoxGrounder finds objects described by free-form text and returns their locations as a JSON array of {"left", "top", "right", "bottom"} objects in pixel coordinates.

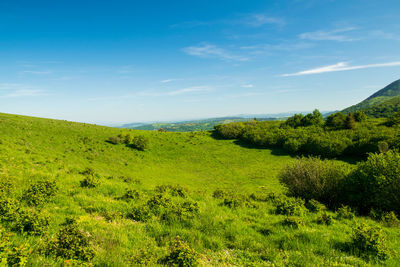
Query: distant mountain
[
  {"left": 343, "top": 79, "right": 400, "bottom": 116},
  {"left": 121, "top": 116, "right": 280, "bottom": 132}
]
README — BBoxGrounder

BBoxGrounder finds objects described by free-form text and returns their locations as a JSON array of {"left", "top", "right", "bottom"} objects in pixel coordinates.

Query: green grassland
[{"left": 1, "top": 112, "right": 400, "bottom": 266}]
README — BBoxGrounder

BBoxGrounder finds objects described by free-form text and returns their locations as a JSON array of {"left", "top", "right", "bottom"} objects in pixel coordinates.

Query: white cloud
[
  {"left": 0, "top": 89, "right": 46, "bottom": 98},
  {"left": 299, "top": 27, "right": 357, "bottom": 42},
  {"left": 244, "top": 14, "right": 285, "bottom": 27},
  {"left": 22, "top": 70, "right": 52, "bottom": 74},
  {"left": 282, "top": 61, "right": 400, "bottom": 76},
  {"left": 167, "top": 86, "right": 211, "bottom": 96},
  {"left": 183, "top": 44, "right": 249, "bottom": 62},
  {"left": 161, "top": 79, "right": 177, "bottom": 83},
  {"left": 241, "top": 84, "right": 254, "bottom": 88}
]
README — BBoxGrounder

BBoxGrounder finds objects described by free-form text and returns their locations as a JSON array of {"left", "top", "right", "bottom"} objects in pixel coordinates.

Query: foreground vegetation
[{"left": 1, "top": 112, "right": 400, "bottom": 266}]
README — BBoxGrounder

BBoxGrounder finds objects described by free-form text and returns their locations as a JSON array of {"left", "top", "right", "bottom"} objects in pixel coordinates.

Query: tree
[
  {"left": 345, "top": 113, "right": 356, "bottom": 130},
  {"left": 325, "top": 112, "right": 347, "bottom": 129},
  {"left": 354, "top": 110, "right": 367, "bottom": 122}
]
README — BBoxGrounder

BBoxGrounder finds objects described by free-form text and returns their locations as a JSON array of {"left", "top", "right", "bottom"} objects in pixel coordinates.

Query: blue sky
[{"left": 1, "top": 0, "right": 400, "bottom": 124}]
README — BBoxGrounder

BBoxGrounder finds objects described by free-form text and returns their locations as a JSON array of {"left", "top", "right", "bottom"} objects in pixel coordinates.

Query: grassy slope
[
  {"left": 1, "top": 112, "right": 400, "bottom": 266},
  {"left": 343, "top": 79, "right": 400, "bottom": 115}
]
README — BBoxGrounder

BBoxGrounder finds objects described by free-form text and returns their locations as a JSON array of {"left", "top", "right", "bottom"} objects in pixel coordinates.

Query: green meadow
[{"left": 1, "top": 112, "right": 400, "bottom": 266}]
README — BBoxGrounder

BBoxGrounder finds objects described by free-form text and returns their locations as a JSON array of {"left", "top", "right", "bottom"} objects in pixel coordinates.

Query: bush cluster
[
  {"left": 214, "top": 113, "right": 399, "bottom": 158},
  {"left": 45, "top": 219, "right": 95, "bottom": 262},
  {"left": 349, "top": 223, "right": 390, "bottom": 261},
  {"left": 107, "top": 133, "right": 150, "bottom": 151},
  {"left": 162, "top": 237, "right": 200, "bottom": 266},
  {"left": 274, "top": 196, "right": 305, "bottom": 216},
  {"left": 280, "top": 151, "right": 400, "bottom": 215},
  {"left": 23, "top": 179, "right": 57, "bottom": 206}
]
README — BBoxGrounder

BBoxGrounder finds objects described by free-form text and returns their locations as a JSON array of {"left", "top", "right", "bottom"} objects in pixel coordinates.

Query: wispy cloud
[
  {"left": 1, "top": 89, "right": 46, "bottom": 98},
  {"left": 241, "top": 84, "right": 254, "bottom": 88},
  {"left": 22, "top": 70, "right": 52, "bottom": 75},
  {"left": 243, "top": 14, "right": 285, "bottom": 27},
  {"left": 183, "top": 44, "right": 249, "bottom": 61},
  {"left": 161, "top": 79, "right": 177, "bottom": 83},
  {"left": 299, "top": 27, "right": 357, "bottom": 42},
  {"left": 369, "top": 30, "right": 400, "bottom": 41},
  {"left": 167, "top": 86, "right": 211, "bottom": 96},
  {"left": 282, "top": 61, "right": 400, "bottom": 76}
]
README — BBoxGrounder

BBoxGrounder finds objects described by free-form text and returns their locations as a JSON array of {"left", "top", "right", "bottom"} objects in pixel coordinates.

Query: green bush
[
  {"left": 0, "top": 197, "right": 20, "bottom": 222},
  {"left": 274, "top": 196, "right": 305, "bottom": 216},
  {"left": 282, "top": 217, "right": 304, "bottom": 229},
  {"left": 127, "top": 205, "right": 152, "bottom": 222},
  {"left": 13, "top": 208, "right": 49, "bottom": 235},
  {"left": 120, "top": 188, "right": 140, "bottom": 201},
  {"left": 80, "top": 175, "right": 100, "bottom": 188},
  {"left": 45, "top": 219, "right": 95, "bottom": 261},
  {"left": 214, "top": 122, "right": 246, "bottom": 139},
  {"left": 161, "top": 201, "right": 199, "bottom": 222},
  {"left": 316, "top": 212, "right": 333, "bottom": 225},
  {"left": 279, "top": 157, "right": 350, "bottom": 208},
  {"left": 382, "top": 211, "right": 400, "bottom": 227},
  {"left": 212, "top": 189, "right": 231, "bottom": 199},
  {"left": 131, "top": 135, "right": 149, "bottom": 151},
  {"left": 6, "top": 244, "right": 29, "bottom": 267},
  {"left": 305, "top": 199, "right": 326, "bottom": 213},
  {"left": 107, "top": 136, "right": 121, "bottom": 144},
  {"left": 349, "top": 223, "right": 390, "bottom": 261},
  {"left": 336, "top": 206, "right": 355, "bottom": 220},
  {"left": 155, "top": 184, "right": 187, "bottom": 198},
  {"left": 163, "top": 237, "right": 200, "bottom": 266},
  {"left": 345, "top": 150, "right": 400, "bottom": 214},
  {"left": 23, "top": 179, "right": 57, "bottom": 206}
]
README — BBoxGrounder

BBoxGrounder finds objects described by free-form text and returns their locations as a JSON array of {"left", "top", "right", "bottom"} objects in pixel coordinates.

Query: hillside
[
  {"left": 343, "top": 79, "right": 400, "bottom": 115},
  {"left": 1, "top": 112, "right": 400, "bottom": 266}
]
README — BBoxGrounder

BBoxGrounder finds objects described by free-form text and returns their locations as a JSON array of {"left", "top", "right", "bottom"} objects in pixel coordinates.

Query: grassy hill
[
  {"left": 1, "top": 112, "right": 400, "bottom": 266},
  {"left": 343, "top": 79, "right": 400, "bottom": 115}
]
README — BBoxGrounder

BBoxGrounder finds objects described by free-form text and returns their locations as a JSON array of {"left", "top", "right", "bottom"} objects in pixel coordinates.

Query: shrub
[
  {"left": 120, "top": 189, "right": 140, "bottom": 201},
  {"left": 316, "top": 212, "right": 333, "bottom": 225},
  {"left": 127, "top": 205, "right": 152, "bottom": 222},
  {"left": 6, "top": 244, "right": 29, "bottom": 267},
  {"left": 274, "top": 196, "right": 305, "bottom": 216},
  {"left": 163, "top": 237, "right": 200, "bottom": 266},
  {"left": 0, "top": 197, "right": 20, "bottom": 222},
  {"left": 349, "top": 223, "right": 390, "bottom": 261},
  {"left": 131, "top": 135, "right": 149, "bottom": 151},
  {"left": 23, "top": 179, "right": 57, "bottom": 206},
  {"left": 107, "top": 136, "right": 120, "bottom": 145},
  {"left": 80, "top": 176, "right": 100, "bottom": 188},
  {"left": 214, "top": 122, "right": 246, "bottom": 139},
  {"left": 336, "top": 206, "right": 355, "bottom": 220},
  {"left": 382, "top": 211, "right": 400, "bottom": 227},
  {"left": 345, "top": 151, "right": 400, "bottom": 214},
  {"left": 279, "top": 157, "right": 350, "bottom": 208},
  {"left": 45, "top": 219, "right": 95, "bottom": 261},
  {"left": 282, "top": 217, "right": 304, "bottom": 229},
  {"left": 146, "top": 194, "right": 171, "bottom": 210},
  {"left": 212, "top": 189, "right": 231, "bottom": 199},
  {"left": 13, "top": 208, "right": 49, "bottom": 235},
  {"left": 222, "top": 195, "right": 246, "bottom": 209},
  {"left": 306, "top": 199, "right": 326, "bottom": 213},
  {"left": 155, "top": 184, "right": 187, "bottom": 198},
  {"left": 160, "top": 200, "right": 199, "bottom": 222}
]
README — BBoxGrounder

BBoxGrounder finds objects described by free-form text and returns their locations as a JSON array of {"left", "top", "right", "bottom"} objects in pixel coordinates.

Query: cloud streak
[
  {"left": 299, "top": 27, "right": 357, "bottom": 42},
  {"left": 282, "top": 61, "right": 400, "bottom": 76},
  {"left": 183, "top": 44, "right": 249, "bottom": 61}
]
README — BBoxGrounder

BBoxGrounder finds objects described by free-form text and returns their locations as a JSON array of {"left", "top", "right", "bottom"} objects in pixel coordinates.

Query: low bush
[
  {"left": 336, "top": 206, "right": 355, "bottom": 220},
  {"left": 274, "top": 196, "right": 305, "bottom": 216},
  {"left": 45, "top": 219, "right": 95, "bottom": 262},
  {"left": 120, "top": 188, "right": 140, "bottom": 201},
  {"left": 80, "top": 175, "right": 100, "bottom": 188},
  {"left": 131, "top": 135, "right": 149, "bottom": 151},
  {"left": 0, "top": 197, "right": 20, "bottom": 222},
  {"left": 23, "top": 179, "right": 57, "bottom": 206},
  {"left": 107, "top": 136, "right": 120, "bottom": 145},
  {"left": 126, "top": 205, "right": 152, "bottom": 222},
  {"left": 348, "top": 223, "right": 390, "bottom": 261},
  {"left": 382, "top": 211, "right": 400, "bottom": 227},
  {"left": 279, "top": 157, "right": 350, "bottom": 208},
  {"left": 155, "top": 184, "right": 187, "bottom": 198},
  {"left": 13, "top": 208, "right": 49, "bottom": 235},
  {"left": 282, "top": 217, "right": 304, "bottom": 229},
  {"left": 316, "top": 212, "right": 333, "bottom": 225},
  {"left": 212, "top": 189, "right": 231, "bottom": 199},
  {"left": 161, "top": 201, "right": 199, "bottom": 222},
  {"left": 162, "top": 237, "right": 200, "bottom": 266},
  {"left": 214, "top": 122, "right": 246, "bottom": 139},
  {"left": 305, "top": 199, "right": 326, "bottom": 213},
  {"left": 344, "top": 150, "right": 400, "bottom": 214}
]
